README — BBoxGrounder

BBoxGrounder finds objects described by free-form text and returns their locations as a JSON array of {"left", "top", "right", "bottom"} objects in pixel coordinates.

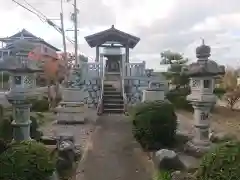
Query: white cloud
[{"left": 0, "top": 0, "right": 240, "bottom": 69}]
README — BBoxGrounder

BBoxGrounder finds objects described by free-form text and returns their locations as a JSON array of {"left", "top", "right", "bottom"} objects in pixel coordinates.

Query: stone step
[
  {"left": 103, "top": 99, "right": 124, "bottom": 104},
  {"left": 103, "top": 108, "right": 124, "bottom": 114},
  {"left": 103, "top": 87, "right": 116, "bottom": 91},
  {"left": 103, "top": 96, "right": 123, "bottom": 101},
  {"left": 103, "top": 103, "right": 124, "bottom": 109},
  {"left": 103, "top": 84, "right": 114, "bottom": 88},
  {"left": 104, "top": 91, "right": 122, "bottom": 95}
]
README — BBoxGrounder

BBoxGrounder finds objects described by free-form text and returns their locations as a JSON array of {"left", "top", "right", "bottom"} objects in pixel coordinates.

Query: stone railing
[
  {"left": 81, "top": 62, "right": 102, "bottom": 79},
  {"left": 125, "top": 61, "right": 146, "bottom": 77}
]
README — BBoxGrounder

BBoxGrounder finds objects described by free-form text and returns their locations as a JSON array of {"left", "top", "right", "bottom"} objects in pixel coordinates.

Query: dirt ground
[{"left": 177, "top": 106, "right": 240, "bottom": 139}]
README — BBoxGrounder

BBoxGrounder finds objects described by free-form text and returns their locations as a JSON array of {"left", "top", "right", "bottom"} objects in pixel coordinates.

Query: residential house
[{"left": 0, "top": 29, "right": 66, "bottom": 84}]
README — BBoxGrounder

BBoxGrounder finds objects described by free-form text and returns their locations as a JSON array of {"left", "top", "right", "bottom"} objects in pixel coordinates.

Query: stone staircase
[{"left": 103, "top": 84, "right": 124, "bottom": 114}]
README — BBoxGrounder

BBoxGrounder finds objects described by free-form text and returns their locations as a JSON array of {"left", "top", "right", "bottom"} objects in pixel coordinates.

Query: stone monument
[
  {"left": 0, "top": 40, "right": 43, "bottom": 141},
  {"left": 55, "top": 65, "right": 87, "bottom": 124},
  {"left": 183, "top": 40, "right": 225, "bottom": 154},
  {"left": 142, "top": 80, "right": 166, "bottom": 102}
]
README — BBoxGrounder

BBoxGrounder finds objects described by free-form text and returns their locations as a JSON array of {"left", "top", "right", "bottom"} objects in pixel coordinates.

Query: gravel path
[
  {"left": 75, "top": 115, "right": 151, "bottom": 180},
  {"left": 40, "top": 108, "right": 98, "bottom": 150}
]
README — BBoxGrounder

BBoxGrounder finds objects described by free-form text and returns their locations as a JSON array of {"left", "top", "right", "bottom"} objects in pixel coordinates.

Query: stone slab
[{"left": 56, "top": 113, "right": 86, "bottom": 124}]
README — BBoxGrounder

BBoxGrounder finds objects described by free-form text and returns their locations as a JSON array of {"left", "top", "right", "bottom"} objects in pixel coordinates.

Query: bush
[
  {"left": 30, "top": 116, "right": 43, "bottom": 141},
  {"left": 31, "top": 98, "right": 49, "bottom": 112},
  {"left": 196, "top": 141, "right": 240, "bottom": 180},
  {"left": 153, "top": 170, "right": 171, "bottom": 180},
  {"left": 0, "top": 138, "right": 9, "bottom": 154},
  {"left": 0, "top": 118, "right": 13, "bottom": 142},
  {"left": 213, "top": 87, "right": 226, "bottom": 98},
  {"left": 0, "top": 72, "right": 10, "bottom": 82},
  {"left": 131, "top": 100, "right": 177, "bottom": 150},
  {"left": 166, "top": 88, "right": 193, "bottom": 112},
  {"left": 0, "top": 141, "right": 56, "bottom": 180},
  {"left": 0, "top": 116, "right": 43, "bottom": 142}
]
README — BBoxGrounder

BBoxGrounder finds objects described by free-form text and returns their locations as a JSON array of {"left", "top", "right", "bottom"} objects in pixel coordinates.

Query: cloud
[
  {"left": 1, "top": 0, "right": 240, "bottom": 69},
  {"left": 130, "top": 0, "right": 240, "bottom": 68}
]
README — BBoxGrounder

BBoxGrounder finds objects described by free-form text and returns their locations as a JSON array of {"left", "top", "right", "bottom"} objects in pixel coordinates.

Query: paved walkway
[{"left": 76, "top": 115, "right": 152, "bottom": 180}]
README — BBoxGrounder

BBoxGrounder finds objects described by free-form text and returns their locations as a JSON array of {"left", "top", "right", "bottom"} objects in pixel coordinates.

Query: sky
[{"left": 0, "top": 0, "right": 240, "bottom": 71}]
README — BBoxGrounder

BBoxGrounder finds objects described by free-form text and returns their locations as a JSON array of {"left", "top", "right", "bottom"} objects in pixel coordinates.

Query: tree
[
  {"left": 222, "top": 67, "right": 240, "bottom": 110},
  {"left": 160, "top": 50, "right": 189, "bottom": 89},
  {"left": 224, "top": 89, "right": 240, "bottom": 110},
  {"left": 160, "top": 50, "right": 188, "bottom": 65},
  {"left": 79, "top": 54, "right": 88, "bottom": 63},
  {"left": 222, "top": 67, "right": 238, "bottom": 91}
]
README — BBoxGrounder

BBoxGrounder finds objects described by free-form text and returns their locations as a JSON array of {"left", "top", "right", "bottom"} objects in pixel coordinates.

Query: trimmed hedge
[
  {"left": 196, "top": 141, "right": 240, "bottom": 180},
  {"left": 30, "top": 98, "right": 49, "bottom": 112},
  {"left": 166, "top": 88, "right": 193, "bottom": 112},
  {"left": 131, "top": 100, "right": 177, "bottom": 150},
  {"left": 0, "top": 141, "right": 56, "bottom": 180},
  {"left": 213, "top": 87, "right": 226, "bottom": 98}
]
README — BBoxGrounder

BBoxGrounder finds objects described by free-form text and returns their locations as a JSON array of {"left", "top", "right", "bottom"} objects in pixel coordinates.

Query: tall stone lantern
[
  {"left": 0, "top": 40, "right": 43, "bottom": 141},
  {"left": 183, "top": 40, "right": 225, "bottom": 154}
]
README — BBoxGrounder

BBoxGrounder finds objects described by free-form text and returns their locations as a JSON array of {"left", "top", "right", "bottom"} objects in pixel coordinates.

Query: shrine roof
[{"left": 84, "top": 25, "right": 140, "bottom": 48}]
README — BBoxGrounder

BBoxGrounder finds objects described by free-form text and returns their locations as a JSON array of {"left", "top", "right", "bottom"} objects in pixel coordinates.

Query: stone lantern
[
  {"left": 0, "top": 40, "right": 43, "bottom": 141},
  {"left": 183, "top": 40, "right": 225, "bottom": 154}
]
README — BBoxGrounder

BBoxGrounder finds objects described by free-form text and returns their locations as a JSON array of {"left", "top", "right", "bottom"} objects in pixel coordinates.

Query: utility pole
[
  {"left": 60, "top": 0, "right": 67, "bottom": 61},
  {"left": 73, "top": 0, "right": 78, "bottom": 66}
]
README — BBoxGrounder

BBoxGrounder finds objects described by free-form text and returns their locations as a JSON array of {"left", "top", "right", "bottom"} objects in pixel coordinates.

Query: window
[
  {"left": 14, "top": 76, "right": 22, "bottom": 85},
  {"left": 204, "top": 80, "right": 211, "bottom": 88},
  {"left": 192, "top": 80, "right": 200, "bottom": 88}
]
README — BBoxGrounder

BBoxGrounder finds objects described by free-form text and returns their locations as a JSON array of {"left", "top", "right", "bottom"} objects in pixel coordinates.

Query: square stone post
[{"left": 95, "top": 46, "right": 100, "bottom": 62}]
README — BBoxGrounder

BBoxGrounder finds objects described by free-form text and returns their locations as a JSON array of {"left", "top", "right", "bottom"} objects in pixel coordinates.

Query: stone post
[
  {"left": 142, "top": 81, "right": 165, "bottom": 102},
  {"left": 184, "top": 40, "right": 225, "bottom": 154},
  {"left": 96, "top": 46, "right": 100, "bottom": 62}
]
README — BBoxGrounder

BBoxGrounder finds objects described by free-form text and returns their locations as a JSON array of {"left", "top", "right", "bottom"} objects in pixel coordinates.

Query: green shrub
[
  {"left": 0, "top": 138, "right": 9, "bottom": 154},
  {"left": 0, "top": 116, "right": 43, "bottom": 142},
  {"left": 0, "top": 72, "right": 10, "bottom": 82},
  {"left": 213, "top": 87, "right": 226, "bottom": 98},
  {"left": 30, "top": 116, "right": 43, "bottom": 141},
  {"left": 0, "top": 141, "right": 56, "bottom": 180},
  {"left": 166, "top": 88, "right": 193, "bottom": 112},
  {"left": 30, "top": 98, "right": 49, "bottom": 112},
  {"left": 0, "top": 118, "right": 13, "bottom": 142},
  {"left": 131, "top": 100, "right": 177, "bottom": 150},
  {"left": 196, "top": 141, "right": 240, "bottom": 180},
  {"left": 153, "top": 170, "right": 171, "bottom": 180}
]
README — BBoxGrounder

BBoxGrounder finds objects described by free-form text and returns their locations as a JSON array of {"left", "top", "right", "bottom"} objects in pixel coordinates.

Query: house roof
[
  {"left": 84, "top": 25, "right": 140, "bottom": 48},
  {"left": 0, "top": 29, "right": 60, "bottom": 51}
]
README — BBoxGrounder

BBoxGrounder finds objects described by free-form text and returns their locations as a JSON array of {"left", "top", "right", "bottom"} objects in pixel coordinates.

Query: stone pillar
[
  {"left": 125, "top": 45, "right": 129, "bottom": 63},
  {"left": 96, "top": 46, "right": 100, "bottom": 62},
  {"left": 192, "top": 102, "right": 211, "bottom": 147},
  {"left": 11, "top": 103, "right": 32, "bottom": 141},
  {"left": 100, "top": 54, "right": 104, "bottom": 77}
]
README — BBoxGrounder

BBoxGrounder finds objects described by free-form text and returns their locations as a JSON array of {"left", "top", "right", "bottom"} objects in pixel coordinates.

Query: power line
[
  {"left": 22, "top": 0, "right": 47, "bottom": 19},
  {"left": 12, "top": 0, "right": 45, "bottom": 22},
  {"left": 11, "top": 0, "right": 74, "bottom": 44}
]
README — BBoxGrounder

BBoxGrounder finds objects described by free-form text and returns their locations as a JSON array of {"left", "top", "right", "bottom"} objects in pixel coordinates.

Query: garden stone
[
  {"left": 56, "top": 133, "right": 79, "bottom": 172},
  {"left": 209, "top": 131, "right": 236, "bottom": 143},
  {"left": 155, "top": 149, "right": 185, "bottom": 171}
]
